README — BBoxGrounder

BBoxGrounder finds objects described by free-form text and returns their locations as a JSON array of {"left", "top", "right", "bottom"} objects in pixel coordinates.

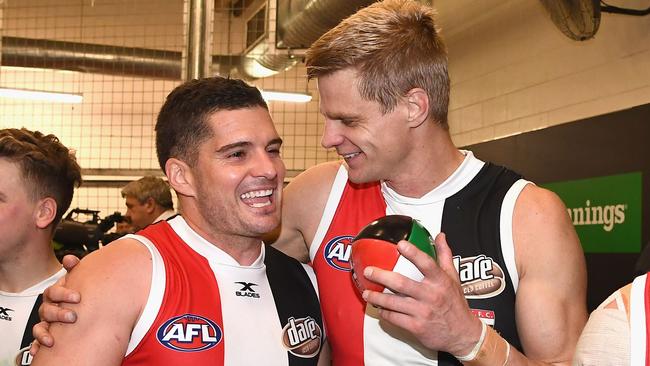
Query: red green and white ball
[{"left": 350, "top": 215, "right": 437, "bottom": 294}]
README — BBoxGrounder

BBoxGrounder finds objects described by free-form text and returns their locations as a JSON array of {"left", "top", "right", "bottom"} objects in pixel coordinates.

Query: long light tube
[
  {"left": 261, "top": 90, "right": 312, "bottom": 103},
  {"left": 0, "top": 88, "right": 83, "bottom": 104}
]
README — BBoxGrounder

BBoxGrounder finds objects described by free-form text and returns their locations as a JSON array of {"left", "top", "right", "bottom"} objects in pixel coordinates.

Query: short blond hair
[{"left": 306, "top": 0, "right": 449, "bottom": 127}]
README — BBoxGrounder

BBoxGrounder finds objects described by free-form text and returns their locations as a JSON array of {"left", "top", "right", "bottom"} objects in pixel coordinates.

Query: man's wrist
[
  {"left": 454, "top": 321, "right": 487, "bottom": 361},
  {"left": 456, "top": 325, "right": 510, "bottom": 366}
]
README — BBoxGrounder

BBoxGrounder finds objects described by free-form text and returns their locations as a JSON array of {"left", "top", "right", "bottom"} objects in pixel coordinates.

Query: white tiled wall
[{"left": 447, "top": 1, "right": 650, "bottom": 147}]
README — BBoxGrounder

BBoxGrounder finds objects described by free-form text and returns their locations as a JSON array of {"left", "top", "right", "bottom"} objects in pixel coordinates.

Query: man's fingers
[
  {"left": 43, "top": 283, "right": 81, "bottom": 304},
  {"left": 396, "top": 240, "right": 440, "bottom": 279},
  {"left": 31, "top": 321, "right": 52, "bottom": 350},
  {"left": 362, "top": 265, "right": 424, "bottom": 300},
  {"left": 38, "top": 301, "right": 77, "bottom": 323},
  {"left": 28, "top": 340, "right": 40, "bottom": 356},
  {"left": 61, "top": 254, "right": 81, "bottom": 271},
  {"left": 432, "top": 233, "right": 461, "bottom": 284}
]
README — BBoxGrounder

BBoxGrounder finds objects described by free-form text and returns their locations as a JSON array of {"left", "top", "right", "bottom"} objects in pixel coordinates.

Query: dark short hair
[
  {"left": 306, "top": 0, "right": 450, "bottom": 127},
  {"left": 0, "top": 128, "right": 82, "bottom": 227},
  {"left": 155, "top": 76, "right": 268, "bottom": 170}
]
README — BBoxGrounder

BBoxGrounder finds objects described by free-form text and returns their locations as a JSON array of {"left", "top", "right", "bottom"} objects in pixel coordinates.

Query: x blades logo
[
  {"left": 0, "top": 306, "right": 14, "bottom": 321},
  {"left": 235, "top": 281, "right": 260, "bottom": 298}
]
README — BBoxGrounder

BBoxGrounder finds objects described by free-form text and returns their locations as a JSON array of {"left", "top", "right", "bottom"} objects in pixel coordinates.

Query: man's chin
[{"left": 347, "top": 168, "right": 376, "bottom": 185}]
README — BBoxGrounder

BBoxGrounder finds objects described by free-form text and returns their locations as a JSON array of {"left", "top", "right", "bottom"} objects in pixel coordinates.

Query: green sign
[{"left": 542, "top": 172, "right": 642, "bottom": 253}]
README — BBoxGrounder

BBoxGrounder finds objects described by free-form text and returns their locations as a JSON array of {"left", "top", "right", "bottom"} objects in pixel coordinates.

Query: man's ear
[
  {"left": 405, "top": 88, "right": 430, "bottom": 128},
  {"left": 144, "top": 197, "right": 156, "bottom": 213},
  {"left": 34, "top": 197, "right": 57, "bottom": 229},
  {"left": 166, "top": 158, "right": 196, "bottom": 197}
]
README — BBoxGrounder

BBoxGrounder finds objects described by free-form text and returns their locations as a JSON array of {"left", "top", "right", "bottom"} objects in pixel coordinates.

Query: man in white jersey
[
  {"left": 274, "top": 1, "right": 587, "bottom": 364},
  {"left": 30, "top": 77, "right": 327, "bottom": 366},
  {"left": 0, "top": 128, "right": 82, "bottom": 366}
]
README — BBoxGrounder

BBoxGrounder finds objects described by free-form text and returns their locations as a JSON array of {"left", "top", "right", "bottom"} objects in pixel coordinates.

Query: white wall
[{"left": 446, "top": 1, "right": 650, "bottom": 147}]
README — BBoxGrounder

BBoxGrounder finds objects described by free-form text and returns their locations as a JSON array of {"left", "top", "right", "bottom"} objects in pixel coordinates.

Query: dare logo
[
  {"left": 156, "top": 313, "right": 222, "bottom": 352},
  {"left": 323, "top": 235, "right": 354, "bottom": 271},
  {"left": 453, "top": 255, "right": 506, "bottom": 299},
  {"left": 281, "top": 316, "right": 322, "bottom": 358}
]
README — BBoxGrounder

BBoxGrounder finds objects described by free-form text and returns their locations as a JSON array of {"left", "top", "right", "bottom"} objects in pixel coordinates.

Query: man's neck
[
  {"left": 181, "top": 212, "right": 263, "bottom": 266},
  {"left": 151, "top": 207, "right": 171, "bottom": 223},
  {"left": 0, "top": 238, "right": 62, "bottom": 292},
  {"left": 384, "top": 130, "right": 465, "bottom": 198}
]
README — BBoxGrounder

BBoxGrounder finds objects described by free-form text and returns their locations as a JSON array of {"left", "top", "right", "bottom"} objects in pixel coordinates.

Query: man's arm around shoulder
[
  {"left": 509, "top": 184, "right": 587, "bottom": 365},
  {"left": 31, "top": 238, "right": 152, "bottom": 366},
  {"left": 270, "top": 161, "right": 342, "bottom": 263}
]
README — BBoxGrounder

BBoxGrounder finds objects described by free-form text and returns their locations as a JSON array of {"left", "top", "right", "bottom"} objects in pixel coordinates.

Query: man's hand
[
  {"left": 360, "top": 233, "right": 483, "bottom": 357},
  {"left": 29, "top": 255, "right": 82, "bottom": 355}
]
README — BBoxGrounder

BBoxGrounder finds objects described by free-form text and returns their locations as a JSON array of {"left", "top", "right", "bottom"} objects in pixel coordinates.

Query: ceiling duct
[
  {"left": 1, "top": 0, "right": 374, "bottom": 80},
  {"left": 277, "top": 0, "right": 375, "bottom": 49},
  {"left": 1, "top": 36, "right": 239, "bottom": 80},
  {"left": 238, "top": 0, "right": 375, "bottom": 79}
]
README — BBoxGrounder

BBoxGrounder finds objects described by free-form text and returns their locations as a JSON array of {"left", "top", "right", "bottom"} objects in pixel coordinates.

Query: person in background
[
  {"left": 114, "top": 217, "right": 135, "bottom": 236},
  {"left": 121, "top": 176, "right": 175, "bottom": 231},
  {"left": 30, "top": 77, "right": 326, "bottom": 366},
  {"left": 0, "top": 128, "right": 82, "bottom": 366},
  {"left": 573, "top": 272, "right": 645, "bottom": 365}
]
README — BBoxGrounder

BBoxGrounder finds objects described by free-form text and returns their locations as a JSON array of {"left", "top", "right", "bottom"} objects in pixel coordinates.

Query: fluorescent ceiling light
[
  {"left": 261, "top": 90, "right": 312, "bottom": 103},
  {"left": 0, "top": 88, "right": 83, "bottom": 104}
]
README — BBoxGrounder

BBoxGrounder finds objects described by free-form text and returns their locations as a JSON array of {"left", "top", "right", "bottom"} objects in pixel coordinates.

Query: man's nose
[{"left": 320, "top": 119, "right": 344, "bottom": 149}]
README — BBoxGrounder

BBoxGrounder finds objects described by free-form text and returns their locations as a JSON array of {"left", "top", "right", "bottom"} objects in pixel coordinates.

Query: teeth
[
  {"left": 343, "top": 152, "right": 360, "bottom": 159},
  {"left": 240, "top": 189, "right": 273, "bottom": 200},
  {"left": 250, "top": 201, "right": 271, "bottom": 208}
]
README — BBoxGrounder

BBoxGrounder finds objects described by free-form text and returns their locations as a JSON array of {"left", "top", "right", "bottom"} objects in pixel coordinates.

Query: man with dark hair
[
  {"left": 0, "top": 128, "right": 81, "bottom": 366},
  {"left": 31, "top": 77, "right": 325, "bottom": 366},
  {"left": 121, "top": 176, "right": 175, "bottom": 231}
]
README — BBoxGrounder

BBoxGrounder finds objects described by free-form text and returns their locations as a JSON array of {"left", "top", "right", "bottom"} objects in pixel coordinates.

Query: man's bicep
[
  {"left": 32, "top": 241, "right": 150, "bottom": 365},
  {"left": 512, "top": 186, "right": 587, "bottom": 363}
]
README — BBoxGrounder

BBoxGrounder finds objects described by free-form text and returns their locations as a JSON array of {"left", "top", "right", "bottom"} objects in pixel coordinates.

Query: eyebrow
[
  {"left": 216, "top": 137, "right": 283, "bottom": 153},
  {"left": 268, "top": 138, "right": 283, "bottom": 147},
  {"left": 216, "top": 141, "right": 251, "bottom": 153},
  {"left": 322, "top": 111, "right": 358, "bottom": 120}
]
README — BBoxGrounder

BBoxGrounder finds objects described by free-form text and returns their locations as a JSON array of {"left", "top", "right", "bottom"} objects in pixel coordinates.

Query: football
[{"left": 350, "top": 215, "right": 437, "bottom": 295}]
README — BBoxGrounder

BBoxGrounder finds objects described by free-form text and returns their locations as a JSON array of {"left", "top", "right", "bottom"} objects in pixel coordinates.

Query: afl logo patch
[
  {"left": 157, "top": 313, "right": 222, "bottom": 352},
  {"left": 323, "top": 235, "right": 354, "bottom": 271}
]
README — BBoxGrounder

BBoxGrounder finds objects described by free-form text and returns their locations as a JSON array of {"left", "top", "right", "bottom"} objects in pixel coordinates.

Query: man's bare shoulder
[
  {"left": 513, "top": 183, "right": 583, "bottom": 268},
  {"left": 31, "top": 238, "right": 153, "bottom": 365},
  {"left": 271, "top": 161, "right": 343, "bottom": 262},
  {"left": 284, "top": 161, "right": 343, "bottom": 226},
  {"left": 287, "top": 161, "right": 343, "bottom": 192},
  {"left": 516, "top": 184, "right": 568, "bottom": 217},
  {"left": 73, "top": 237, "right": 151, "bottom": 274},
  {"left": 64, "top": 237, "right": 152, "bottom": 302}
]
